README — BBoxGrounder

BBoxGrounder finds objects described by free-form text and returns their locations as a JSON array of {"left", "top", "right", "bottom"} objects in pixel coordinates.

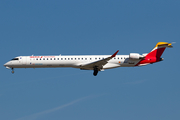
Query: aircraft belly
[
  {"left": 9, "top": 61, "right": 79, "bottom": 68},
  {"left": 103, "top": 63, "right": 120, "bottom": 69}
]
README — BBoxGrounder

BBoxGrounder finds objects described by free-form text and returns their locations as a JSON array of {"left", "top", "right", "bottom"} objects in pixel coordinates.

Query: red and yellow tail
[{"left": 137, "top": 42, "right": 173, "bottom": 65}]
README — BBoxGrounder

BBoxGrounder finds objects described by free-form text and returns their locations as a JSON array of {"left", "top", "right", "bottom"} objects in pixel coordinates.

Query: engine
[{"left": 129, "top": 53, "right": 143, "bottom": 59}]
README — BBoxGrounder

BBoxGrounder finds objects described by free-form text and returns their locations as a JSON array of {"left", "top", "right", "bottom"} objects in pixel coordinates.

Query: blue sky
[{"left": 0, "top": 0, "right": 180, "bottom": 120}]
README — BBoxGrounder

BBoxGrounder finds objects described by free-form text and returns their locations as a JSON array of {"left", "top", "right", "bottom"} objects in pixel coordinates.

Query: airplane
[{"left": 4, "top": 42, "right": 173, "bottom": 76}]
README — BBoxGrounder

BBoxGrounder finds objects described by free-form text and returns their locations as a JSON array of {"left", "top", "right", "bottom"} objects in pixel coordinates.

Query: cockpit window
[{"left": 11, "top": 58, "right": 19, "bottom": 61}]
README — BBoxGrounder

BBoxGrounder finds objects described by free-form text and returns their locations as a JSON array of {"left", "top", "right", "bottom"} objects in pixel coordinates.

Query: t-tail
[{"left": 136, "top": 42, "right": 173, "bottom": 66}]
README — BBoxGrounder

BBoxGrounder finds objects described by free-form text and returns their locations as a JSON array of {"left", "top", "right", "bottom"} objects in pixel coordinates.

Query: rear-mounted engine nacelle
[{"left": 129, "top": 53, "right": 144, "bottom": 59}]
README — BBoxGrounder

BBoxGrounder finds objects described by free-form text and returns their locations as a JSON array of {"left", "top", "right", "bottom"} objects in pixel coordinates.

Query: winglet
[{"left": 111, "top": 50, "right": 119, "bottom": 57}]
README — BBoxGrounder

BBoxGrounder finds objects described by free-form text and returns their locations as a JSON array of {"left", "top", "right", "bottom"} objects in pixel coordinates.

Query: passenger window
[
  {"left": 65, "top": 58, "right": 66, "bottom": 60},
  {"left": 78, "top": 58, "right": 80, "bottom": 60},
  {"left": 43, "top": 58, "right": 45, "bottom": 60},
  {"left": 61, "top": 58, "right": 63, "bottom": 60},
  {"left": 57, "top": 58, "right": 59, "bottom": 60},
  {"left": 36, "top": 58, "right": 38, "bottom": 60},
  {"left": 71, "top": 58, "right": 73, "bottom": 60},
  {"left": 75, "top": 58, "right": 76, "bottom": 60},
  {"left": 47, "top": 58, "right": 48, "bottom": 60},
  {"left": 82, "top": 58, "right": 83, "bottom": 60},
  {"left": 50, "top": 58, "right": 52, "bottom": 60},
  {"left": 54, "top": 58, "right": 56, "bottom": 60}
]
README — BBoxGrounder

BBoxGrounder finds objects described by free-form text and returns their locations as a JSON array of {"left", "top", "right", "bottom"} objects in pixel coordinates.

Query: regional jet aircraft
[{"left": 4, "top": 42, "right": 173, "bottom": 76}]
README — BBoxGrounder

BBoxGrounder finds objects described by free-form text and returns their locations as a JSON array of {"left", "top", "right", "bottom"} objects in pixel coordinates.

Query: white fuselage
[
  {"left": 4, "top": 42, "right": 172, "bottom": 76},
  {"left": 4, "top": 55, "right": 142, "bottom": 70}
]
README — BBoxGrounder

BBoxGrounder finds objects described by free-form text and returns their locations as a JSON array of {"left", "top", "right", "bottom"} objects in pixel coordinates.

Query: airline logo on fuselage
[{"left": 30, "top": 56, "right": 55, "bottom": 58}]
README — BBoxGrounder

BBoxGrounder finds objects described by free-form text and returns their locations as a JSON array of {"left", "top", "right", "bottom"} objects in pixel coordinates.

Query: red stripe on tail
[
  {"left": 146, "top": 47, "right": 166, "bottom": 58},
  {"left": 136, "top": 47, "right": 166, "bottom": 66}
]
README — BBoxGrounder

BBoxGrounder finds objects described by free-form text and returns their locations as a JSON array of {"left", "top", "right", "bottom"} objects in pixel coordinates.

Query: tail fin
[
  {"left": 146, "top": 42, "right": 173, "bottom": 58},
  {"left": 137, "top": 42, "right": 173, "bottom": 65}
]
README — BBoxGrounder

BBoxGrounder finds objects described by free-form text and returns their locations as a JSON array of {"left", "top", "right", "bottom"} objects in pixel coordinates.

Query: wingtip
[{"left": 111, "top": 50, "right": 119, "bottom": 57}]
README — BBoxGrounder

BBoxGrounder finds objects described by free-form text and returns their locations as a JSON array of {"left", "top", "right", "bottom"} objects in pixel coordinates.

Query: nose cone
[
  {"left": 4, "top": 61, "right": 11, "bottom": 68},
  {"left": 4, "top": 63, "right": 7, "bottom": 66}
]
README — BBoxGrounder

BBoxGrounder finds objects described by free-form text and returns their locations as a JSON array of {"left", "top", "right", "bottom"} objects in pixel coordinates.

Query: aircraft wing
[{"left": 81, "top": 50, "right": 119, "bottom": 70}]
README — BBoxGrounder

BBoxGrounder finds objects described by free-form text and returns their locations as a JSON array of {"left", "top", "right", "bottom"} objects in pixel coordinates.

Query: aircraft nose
[
  {"left": 4, "top": 63, "right": 7, "bottom": 66},
  {"left": 4, "top": 61, "right": 11, "bottom": 67}
]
